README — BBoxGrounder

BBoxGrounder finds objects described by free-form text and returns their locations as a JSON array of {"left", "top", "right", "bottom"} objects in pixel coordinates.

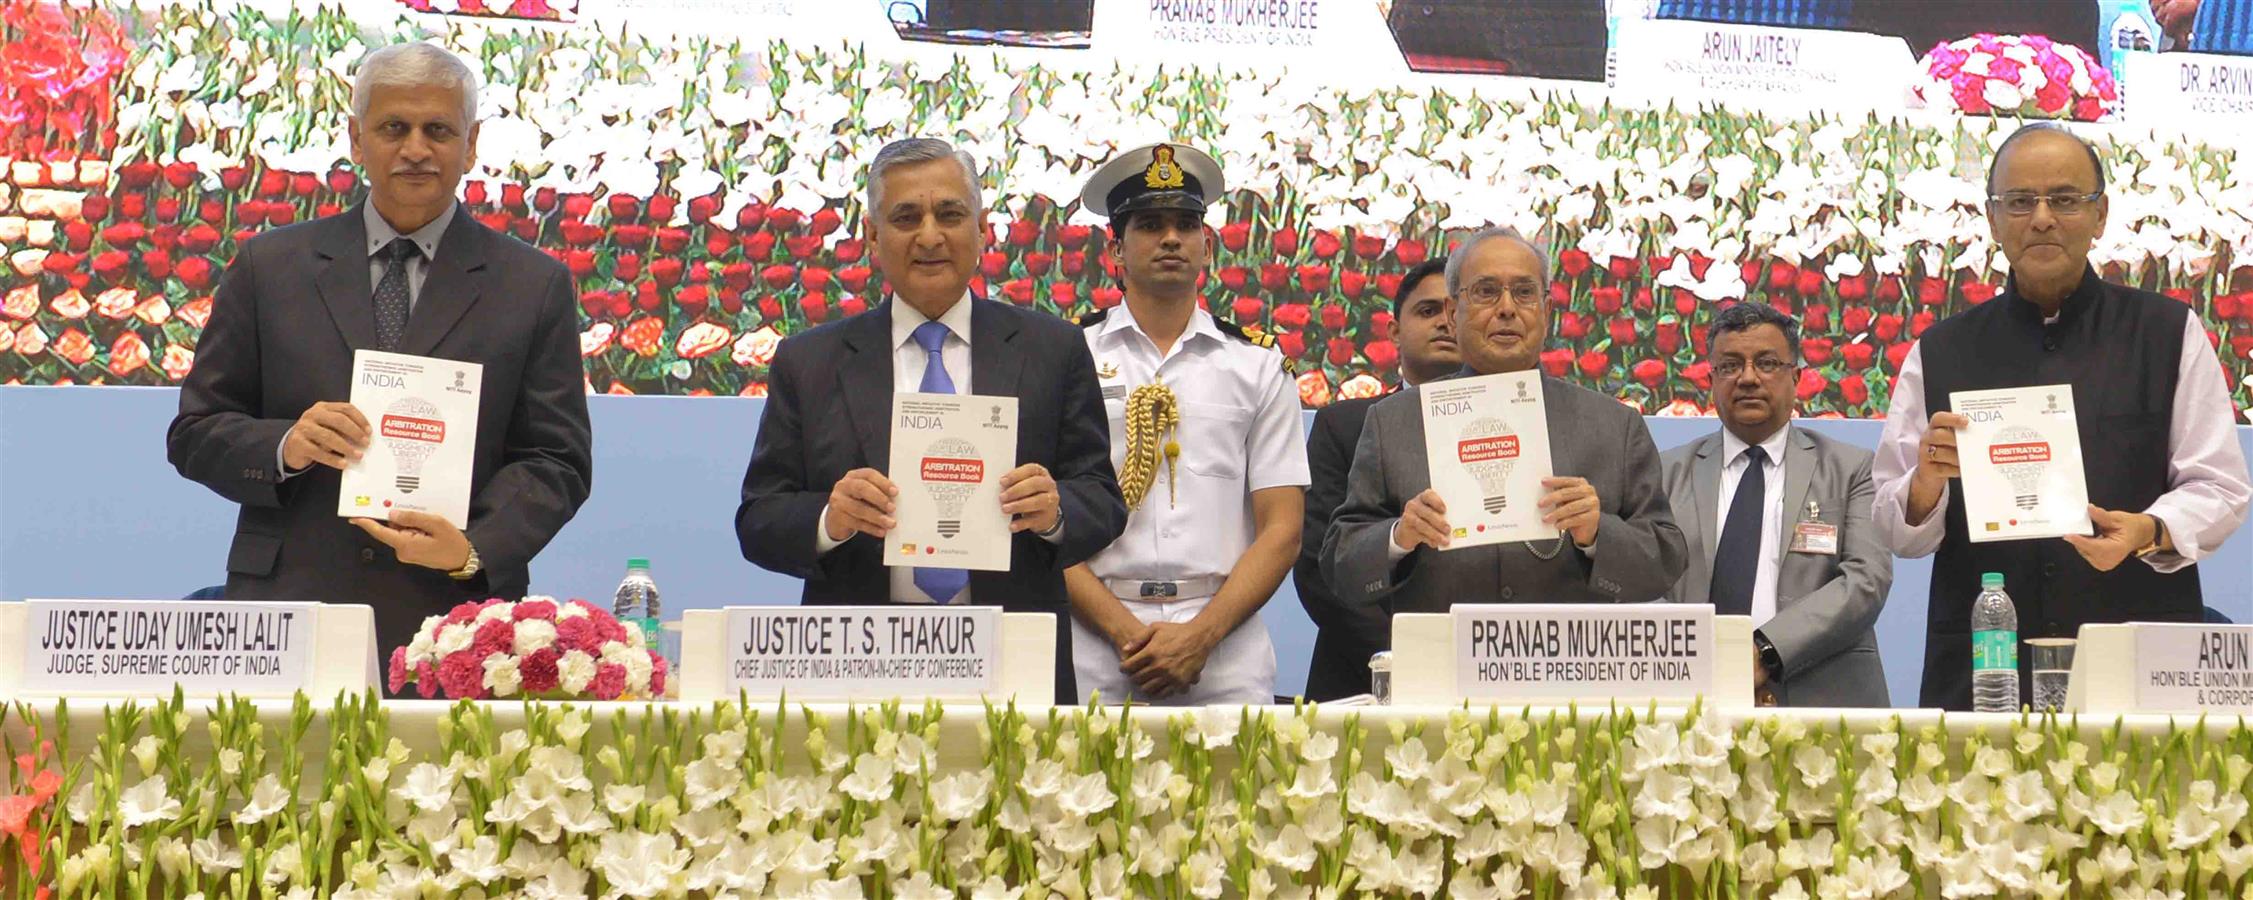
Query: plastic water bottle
[
  {"left": 612, "top": 558, "right": 662, "bottom": 656},
  {"left": 1971, "top": 572, "right": 2020, "bottom": 713}
]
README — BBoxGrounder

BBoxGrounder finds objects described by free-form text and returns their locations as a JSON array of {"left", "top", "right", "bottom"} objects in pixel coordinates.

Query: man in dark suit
[
  {"left": 1324, "top": 227, "right": 1686, "bottom": 616},
  {"left": 735, "top": 138, "right": 1127, "bottom": 703},
  {"left": 1660, "top": 302, "right": 1892, "bottom": 708},
  {"left": 1293, "top": 258, "right": 1458, "bottom": 700},
  {"left": 168, "top": 42, "right": 593, "bottom": 657}
]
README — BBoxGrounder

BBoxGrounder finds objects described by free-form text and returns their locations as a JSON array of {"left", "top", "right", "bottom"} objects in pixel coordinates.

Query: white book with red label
[
  {"left": 1951, "top": 384, "right": 2092, "bottom": 543},
  {"left": 337, "top": 350, "right": 481, "bottom": 528},
  {"left": 886, "top": 393, "right": 1017, "bottom": 572}
]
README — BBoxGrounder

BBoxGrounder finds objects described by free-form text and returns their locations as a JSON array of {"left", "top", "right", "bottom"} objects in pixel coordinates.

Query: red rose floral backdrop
[{"left": 1, "top": 0, "right": 2248, "bottom": 422}]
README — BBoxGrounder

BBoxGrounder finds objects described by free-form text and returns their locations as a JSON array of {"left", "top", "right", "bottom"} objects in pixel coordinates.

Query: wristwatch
[
  {"left": 2133, "top": 515, "right": 2170, "bottom": 560},
  {"left": 449, "top": 544, "right": 483, "bottom": 581},
  {"left": 1753, "top": 631, "right": 1783, "bottom": 682}
]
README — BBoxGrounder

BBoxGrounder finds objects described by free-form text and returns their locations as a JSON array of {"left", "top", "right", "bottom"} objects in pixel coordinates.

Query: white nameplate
[
  {"left": 1611, "top": 18, "right": 1911, "bottom": 113},
  {"left": 1452, "top": 604, "right": 1713, "bottom": 703},
  {"left": 2125, "top": 52, "right": 2253, "bottom": 136},
  {"left": 20, "top": 600, "right": 313, "bottom": 695},
  {"left": 724, "top": 606, "right": 998, "bottom": 699},
  {"left": 2135, "top": 624, "right": 2253, "bottom": 714}
]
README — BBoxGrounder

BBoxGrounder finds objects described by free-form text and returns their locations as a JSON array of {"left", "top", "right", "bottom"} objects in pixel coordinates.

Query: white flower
[
  {"left": 1258, "top": 824, "right": 1318, "bottom": 872},
  {"left": 1300, "top": 730, "right": 1338, "bottom": 762},
  {"left": 190, "top": 835, "right": 241, "bottom": 874},
  {"left": 1020, "top": 758, "right": 1067, "bottom": 799},
  {"left": 513, "top": 619, "right": 559, "bottom": 655},
  {"left": 521, "top": 857, "right": 592, "bottom": 899},
  {"left": 119, "top": 775, "right": 183, "bottom": 828},
  {"left": 807, "top": 876, "right": 868, "bottom": 899},
  {"left": 2087, "top": 791, "right": 2146, "bottom": 837},
  {"left": 231, "top": 773, "right": 288, "bottom": 826},
  {"left": 1191, "top": 706, "right": 1241, "bottom": 749},
  {"left": 969, "top": 877, "right": 1025, "bottom": 900},
  {"left": 682, "top": 757, "right": 741, "bottom": 811},
  {"left": 892, "top": 872, "right": 954, "bottom": 900},
  {"left": 447, "top": 835, "right": 507, "bottom": 886},
  {"left": 1385, "top": 737, "right": 1433, "bottom": 783},
  {"left": 596, "top": 831, "right": 689, "bottom": 897},
  {"left": 1056, "top": 771, "right": 1116, "bottom": 817},
  {"left": 604, "top": 784, "right": 647, "bottom": 816},
  {"left": 931, "top": 770, "right": 991, "bottom": 822},
  {"left": 2001, "top": 770, "right": 2056, "bottom": 822},
  {"left": 838, "top": 753, "right": 895, "bottom": 804},
  {"left": 393, "top": 763, "right": 457, "bottom": 813}
]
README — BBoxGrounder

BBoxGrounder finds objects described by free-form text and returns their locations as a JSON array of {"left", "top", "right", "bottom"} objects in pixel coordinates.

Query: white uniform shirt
[
  {"left": 1716, "top": 425, "right": 1791, "bottom": 627},
  {"left": 1082, "top": 304, "right": 1310, "bottom": 584}
]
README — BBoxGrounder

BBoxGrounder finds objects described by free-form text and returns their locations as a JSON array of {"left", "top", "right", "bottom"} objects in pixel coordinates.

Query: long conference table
[{"left": 4, "top": 695, "right": 2249, "bottom": 898}]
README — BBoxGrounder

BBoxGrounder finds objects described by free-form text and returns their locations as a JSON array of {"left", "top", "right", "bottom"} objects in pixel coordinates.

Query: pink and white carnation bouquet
[
  {"left": 388, "top": 596, "right": 666, "bottom": 700},
  {"left": 1915, "top": 33, "right": 2118, "bottom": 122}
]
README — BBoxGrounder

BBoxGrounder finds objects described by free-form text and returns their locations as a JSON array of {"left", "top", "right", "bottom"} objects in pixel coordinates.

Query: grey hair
[
  {"left": 866, "top": 138, "right": 984, "bottom": 216},
  {"left": 1443, "top": 226, "right": 1551, "bottom": 295},
  {"left": 1986, "top": 121, "right": 2107, "bottom": 195},
  {"left": 351, "top": 42, "right": 479, "bottom": 126}
]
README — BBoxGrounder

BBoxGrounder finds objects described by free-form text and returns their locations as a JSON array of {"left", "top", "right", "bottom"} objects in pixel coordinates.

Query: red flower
[
  {"left": 2163, "top": 288, "right": 2193, "bottom": 305},
  {"left": 1962, "top": 283, "right": 1999, "bottom": 305},
  {"left": 1273, "top": 303, "right": 1313, "bottom": 329},
  {"left": 1632, "top": 359, "right": 1666, "bottom": 389},
  {"left": 1365, "top": 339, "right": 1399, "bottom": 370},
  {"left": 141, "top": 250, "right": 172, "bottom": 280},
  {"left": 176, "top": 296, "right": 212, "bottom": 329},
  {"left": 1796, "top": 368, "right": 1826, "bottom": 401},
  {"left": 162, "top": 162, "right": 197, "bottom": 189},
  {"left": 1550, "top": 282, "right": 1570, "bottom": 306},
  {"left": 1801, "top": 304, "right": 1830, "bottom": 333},
  {"left": 1024, "top": 253, "right": 1054, "bottom": 277},
  {"left": 1540, "top": 348, "right": 1573, "bottom": 378},
  {"left": 675, "top": 285, "right": 711, "bottom": 316},
  {"left": 1370, "top": 310, "right": 1394, "bottom": 340},
  {"left": 1326, "top": 336, "right": 1356, "bottom": 366},
  {"left": 1218, "top": 266, "right": 1250, "bottom": 292},
  {"left": 1395, "top": 239, "right": 1427, "bottom": 266},
  {"left": 1591, "top": 287, "right": 1623, "bottom": 317},
  {"left": 760, "top": 264, "right": 796, "bottom": 289},
  {"left": 1876, "top": 277, "right": 1903, "bottom": 303},
  {"left": 1692, "top": 324, "right": 1711, "bottom": 356},
  {"left": 2215, "top": 293, "right": 2241, "bottom": 322},
  {"left": 837, "top": 266, "right": 873, "bottom": 293},
  {"left": 799, "top": 292, "right": 830, "bottom": 323},
  {"left": 1058, "top": 225, "right": 1092, "bottom": 248},
  {"left": 1802, "top": 337, "right": 1835, "bottom": 365},
  {"left": 1911, "top": 311, "right": 1936, "bottom": 337},
  {"left": 767, "top": 207, "right": 803, "bottom": 232},
  {"left": 1002, "top": 278, "right": 1036, "bottom": 306},
  {"left": 90, "top": 251, "right": 129, "bottom": 284},
  {"left": 2230, "top": 334, "right": 2253, "bottom": 362},
  {"left": 1842, "top": 306, "right": 1872, "bottom": 334},
  {"left": 1840, "top": 376, "right": 1870, "bottom": 406},
  {"left": 1576, "top": 348, "right": 1609, "bottom": 378},
  {"left": 621, "top": 317, "right": 664, "bottom": 356},
  {"left": 799, "top": 266, "right": 831, "bottom": 292},
  {"left": 532, "top": 187, "right": 558, "bottom": 212},
  {"left": 1219, "top": 222, "right": 1252, "bottom": 252},
  {"left": 1319, "top": 304, "right": 1348, "bottom": 332},
  {"left": 154, "top": 198, "right": 182, "bottom": 223},
  {"left": 607, "top": 194, "right": 641, "bottom": 222},
  {"left": 1633, "top": 288, "right": 1656, "bottom": 314},
  {"left": 613, "top": 224, "right": 651, "bottom": 248},
  {"left": 1917, "top": 278, "right": 1947, "bottom": 306},
  {"left": 118, "top": 162, "right": 159, "bottom": 188},
  {"left": 1048, "top": 282, "right": 1076, "bottom": 308},
  {"left": 176, "top": 257, "right": 217, "bottom": 291},
  {"left": 1259, "top": 263, "right": 1289, "bottom": 291},
  {"left": 979, "top": 252, "right": 1009, "bottom": 280},
  {"left": 1277, "top": 330, "right": 1305, "bottom": 359},
  {"left": 1838, "top": 275, "right": 1869, "bottom": 302},
  {"left": 1375, "top": 273, "right": 1403, "bottom": 301},
  {"left": 1063, "top": 251, "right": 1089, "bottom": 278},
  {"left": 1092, "top": 287, "right": 1123, "bottom": 309},
  {"left": 1232, "top": 296, "right": 1264, "bottom": 322},
  {"left": 117, "top": 193, "right": 145, "bottom": 219},
  {"left": 655, "top": 227, "right": 692, "bottom": 255},
  {"left": 1607, "top": 317, "right": 1637, "bottom": 346},
  {"left": 590, "top": 663, "right": 628, "bottom": 701},
  {"left": 1296, "top": 264, "right": 1331, "bottom": 294},
  {"left": 840, "top": 294, "right": 868, "bottom": 317},
  {"left": 1609, "top": 256, "right": 1639, "bottom": 281},
  {"left": 1007, "top": 219, "right": 1039, "bottom": 248},
  {"left": 1684, "top": 360, "right": 1713, "bottom": 390},
  {"left": 1340, "top": 270, "right": 1368, "bottom": 299},
  {"left": 1841, "top": 342, "right": 1877, "bottom": 371},
  {"left": 758, "top": 296, "right": 783, "bottom": 322},
  {"left": 80, "top": 194, "right": 109, "bottom": 222},
  {"left": 562, "top": 194, "right": 594, "bottom": 219},
  {"left": 1794, "top": 268, "right": 1823, "bottom": 297},
  {"left": 612, "top": 252, "right": 642, "bottom": 282},
  {"left": 1559, "top": 249, "right": 1593, "bottom": 279},
  {"left": 1766, "top": 262, "right": 1799, "bottom": 292},
  {"left": 1656, "top": 321, "right": 1682, "bottom": 355},
  {"left": 1874, "top": 314, "right": 1903, "bottom": 342},
  {"left": 1351, "top": 232, "right": 1385, "bottom": 260},
  {"left": 1886, "top": 341, "right": 1913, "bottom": 371},
  {"left": 436, "top": 652, "right": 486, "bottom": 700},
  {"left": 1558, "top": 311, "right": 1589, "bottom": 340},
  {"left": 388, "top": 647, "right": 411, "bottom": 694},
  {"left": 1272, "top": 227, "right": 1300, "bottom": 257},
  {"left": 516, "top": 647, "right": 560, "bottom": 694},
  {"left": 741, "top": 231, "right": 777, "bottom": 259}
]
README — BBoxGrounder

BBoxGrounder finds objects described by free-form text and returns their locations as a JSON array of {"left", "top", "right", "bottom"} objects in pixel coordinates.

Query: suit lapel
[
  {"left": 838, "top": 302, "right": 897, "bottom": 470},
  {"left": 398, "top": 213, "right": 489, "bottom": 357},
  {"left": 1690, "top": 434, "right": 1724, "bottom": 564},
  {"left": 968, "top": 297, "right": 1024, "bottom": 398},
  {"left": 313, "top": 209, "right": 378, "bottom": 352},
  {"left": 1774, "top": 426, "right": 1818, "bottom": 567}
]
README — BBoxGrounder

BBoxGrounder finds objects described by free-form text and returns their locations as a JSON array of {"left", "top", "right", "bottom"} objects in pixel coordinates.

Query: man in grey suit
[
  {"left": 169, "top": 43, "right": 593, "bottom": 657},
  {"left": 1323, "top": 227, "right": 1686, "bottom": 617},
  {"left": 1660, "top": 301, "right": 1891, "bottom": 707}
]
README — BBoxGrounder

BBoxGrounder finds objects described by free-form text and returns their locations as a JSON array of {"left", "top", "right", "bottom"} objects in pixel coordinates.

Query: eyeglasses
[
  {"left": 1987, "top": 192, "right": 2103, "bottom": 217},
  {"left": 1457, "top": 278, "right": 1541, "bottom": 309},
  {"left": 1713, "top": 358, "right": 1794, "bottom": 378}
]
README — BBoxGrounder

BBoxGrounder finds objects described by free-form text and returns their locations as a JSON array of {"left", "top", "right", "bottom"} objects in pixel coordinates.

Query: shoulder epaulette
[
  {"left": 1210, "top": 317, "right": 1276, "bottom": 350},
  {"left": 1074, "top": 309, "right": 1108, "bottom": 329}
]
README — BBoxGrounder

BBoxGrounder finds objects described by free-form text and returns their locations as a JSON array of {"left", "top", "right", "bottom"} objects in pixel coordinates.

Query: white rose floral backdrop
[
  {"left": 3, "top": 696, "right": 2252, "bottom": 898},
  {"left": 0, "top": 0, "right": 2247, "bottom": 419}
]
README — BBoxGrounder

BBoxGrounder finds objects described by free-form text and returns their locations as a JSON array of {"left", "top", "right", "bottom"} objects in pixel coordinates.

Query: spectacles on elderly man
[
  {"left": 1713, "top": 358, "right": 1794, "bottom": 379},
  {"left": 1987, "top": 191, "right": 2103, "bottom": 217},
  {"left": 1457, "top": 278, "right": 1542, "bottom": 309}
]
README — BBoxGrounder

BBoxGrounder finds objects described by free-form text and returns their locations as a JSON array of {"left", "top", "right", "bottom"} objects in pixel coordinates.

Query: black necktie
[
  {"left": 373, "top": 238, "right": 420, "bottom": 351},
  {"left": 1709, "top": 445, "right": 1767, "bottom": 616}
]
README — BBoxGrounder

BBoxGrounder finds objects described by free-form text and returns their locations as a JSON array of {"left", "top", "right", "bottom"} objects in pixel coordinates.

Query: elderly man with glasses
[
  {"left": 1873, "top": 122, "right": 2251, "bottom": 711},
  {"left": 1321, "top": 227, "right": 1688, "bottom": 624}
]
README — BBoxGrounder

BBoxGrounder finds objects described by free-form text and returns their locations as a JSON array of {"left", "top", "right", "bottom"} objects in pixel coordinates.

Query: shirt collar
[
  {"left": 892, "top": 290, "right": 975, "bottom": 350},
  {"left": 365, "top": 202, "right": 457, "bottom": 262},
  {"left": 1721, "top": 424, "right": 1791, "bottom": 469},
  {"left": 1098, "top": 301, "right": 1222, "bottom": 348}
]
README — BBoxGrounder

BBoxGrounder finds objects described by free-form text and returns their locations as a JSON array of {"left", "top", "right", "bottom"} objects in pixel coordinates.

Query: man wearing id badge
[{"left": 1661, "top": 302, "right": 1893, "bottom": 707}]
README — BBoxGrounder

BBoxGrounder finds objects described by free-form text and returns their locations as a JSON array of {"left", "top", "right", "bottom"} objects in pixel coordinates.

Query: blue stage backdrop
[{"left": 1, "top": 386, "right": 2246, "bottom": 705}]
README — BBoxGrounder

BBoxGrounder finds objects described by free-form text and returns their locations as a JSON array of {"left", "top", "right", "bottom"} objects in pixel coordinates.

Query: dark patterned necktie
[
  {"left": 373, "top": 237, "right": 421, "bottom": 351},
  {"left": 1709, "top": 445, "right": 1767, "bottom": 616}
]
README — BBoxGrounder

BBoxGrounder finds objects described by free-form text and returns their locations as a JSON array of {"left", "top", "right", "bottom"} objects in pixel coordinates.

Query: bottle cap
[
  {"left": 1981, "top": 572, "right": 2005, "bottom": 590},
  {"left": 628, "top": 557, "right": 651, "bottom": 570},
  {"left": 1367, "top": 651, "right": 1393, "bottom": 673}
]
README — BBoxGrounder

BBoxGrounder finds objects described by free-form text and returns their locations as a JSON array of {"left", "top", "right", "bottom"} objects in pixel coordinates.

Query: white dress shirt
[
  {"left": 1716, "top": 425, "right": 1791, "bottom": 627},
  {"left": 1873, "top": 314, "right": 2251, "bottom": 570}
]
